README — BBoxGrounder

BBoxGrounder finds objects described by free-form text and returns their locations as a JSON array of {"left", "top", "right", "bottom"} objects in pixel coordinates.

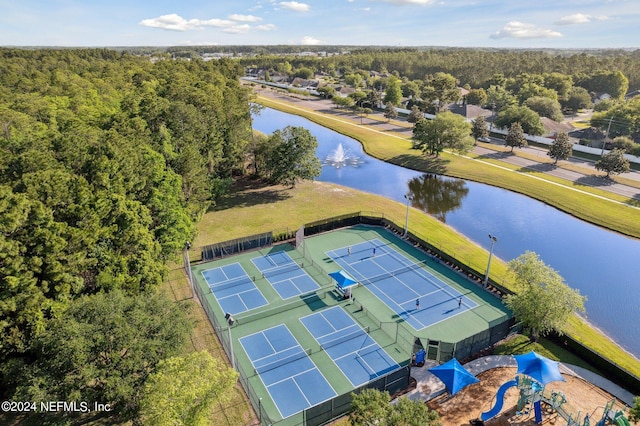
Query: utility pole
[{"left": 601, "top": 116, "right": 614, "bottom": 156}]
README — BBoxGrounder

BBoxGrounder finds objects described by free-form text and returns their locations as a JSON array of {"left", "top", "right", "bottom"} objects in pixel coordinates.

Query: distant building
[
  {"left": 539, "top": 117, "right": 574, "bottom": 138},
  {"left": 338, "top": 86, "right": 356, "bottom": 97},
  {"left": 447, "top": 104, "right": 492, "bottom": 120},
  {"left": 569, "top": 126, "right": 609, "bottom": 148}
]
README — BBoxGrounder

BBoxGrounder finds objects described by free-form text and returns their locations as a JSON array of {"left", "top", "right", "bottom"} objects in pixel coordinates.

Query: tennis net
[
  {"left": 360, "top": 260, "right": 428, "bottom": 286},
  {"left": 256, "top": 348, "right": 309, "bottom": 375},
  {"left": 320, "top": 328, "right": 369, "bottom": 351},
  {"left": 209, "top": 275, "right": 253, "bottom": 292},
  {"left": 262, "top": 262, "right": 300, "bottom": 279},
  {"left": 237, "top": 291, "right": 327, "bottom": 324}
]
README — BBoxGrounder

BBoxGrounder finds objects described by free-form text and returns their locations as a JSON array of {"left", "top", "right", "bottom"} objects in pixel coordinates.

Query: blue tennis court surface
[
  {"left": 300, "top": 306, "right": 400, "bottom": 387},
  {"left": 251, "top": 251, "right": 319, "bottom": 299},
  {"left": 201, "top": 263, "right": 268, "bottom": 314},
  {"left": 327, "top": 239, "right": 478, "bottom": 330},
  {"left": 240, "top": 324, "right": 336, "bottom": 419}
]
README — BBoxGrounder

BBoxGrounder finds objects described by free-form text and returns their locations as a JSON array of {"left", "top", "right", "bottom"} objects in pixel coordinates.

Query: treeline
[
  {"left": 0, "top": 48, "right": 252, "bottom": 420},
  {"left": 238, "top": 47, "right": 640, "bottom": 91}
]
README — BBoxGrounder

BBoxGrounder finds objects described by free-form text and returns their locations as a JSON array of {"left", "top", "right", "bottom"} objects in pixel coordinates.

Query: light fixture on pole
[
  {"left": 483, "top": 234, "right": 498, "bottom": 289},
  {"left": 403, "top": 193, "right": 413, "bottom": 237},
  {"left": 184, "top": 241, "right": 194, "bottom": 298},
  {"left": 258, "top": 398, "right": 263, "bottom": 425},
  {"left": 225, "top": 313, "right": 236, "bottom": 370}
]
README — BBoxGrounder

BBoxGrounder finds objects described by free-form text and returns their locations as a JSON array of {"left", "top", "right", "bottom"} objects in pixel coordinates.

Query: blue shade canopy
[
  {"left": 428, "top": 358, "right": 479, "bottom": 395},
  {"left": 514, "top": 351, "right": 565, "bottom": 385},
  {"left": 328, "top": 270, "right": 356, "bottom": 288}
]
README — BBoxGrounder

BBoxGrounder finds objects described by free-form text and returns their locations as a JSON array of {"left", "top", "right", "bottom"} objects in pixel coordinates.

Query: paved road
[
  {"left": 474, "top": 145, "right": 640, "bottom": 200},
  {"left": 255, "top": 88, "right": 640, "bottom": 202}
]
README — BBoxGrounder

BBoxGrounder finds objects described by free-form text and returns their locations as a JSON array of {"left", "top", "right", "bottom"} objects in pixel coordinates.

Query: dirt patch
[{"left": 427, "top": 367, "right": 620, "bottom": 426}]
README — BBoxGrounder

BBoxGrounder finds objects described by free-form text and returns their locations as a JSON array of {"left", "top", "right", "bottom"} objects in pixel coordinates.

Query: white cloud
[
  {"left": 256, "top": 24, "right": 277, "bottom": 31},
  {"left": 301, "top": 36, "right": 322, "bottom": 45},
  {"left": 490, "top": 21, "right": 563, "bottom": 39},
  {"left": 356, "top": 7, "right": 372, "bottom": 11},
  {"left": 555, "top": 13, "right": 609, "bottom": 25},
  {"left": 555, "top": 13, "right": 591, "bottom": 25},
  {"left": 139, "top": 14, "right": 234, "bottom": 31},
  {"left": 228, "top": 14, "right": 262, "bottom": 22},
  {"left": 223, "top": 24, "right": 251, "bottom": 34},
  {"left": 280, "top": 1, "right": 311, "bottom": 12},
  {"left": 370, "top": 0, "right": 437, "bottom": 5}
]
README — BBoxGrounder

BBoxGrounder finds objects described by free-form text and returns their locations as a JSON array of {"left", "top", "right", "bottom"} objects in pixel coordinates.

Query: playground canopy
[
  {"left": 514, "top": 351, "right": 565, "bottom": 386},
  {"left": 328, "top": 270, "right": 357, "bottom": 288},
  {"left": 428, "top": 358, "right": 479, "bottom": 395}
]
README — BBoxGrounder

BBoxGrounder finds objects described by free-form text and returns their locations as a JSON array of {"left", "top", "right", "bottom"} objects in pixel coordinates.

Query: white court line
[{"left": 267, "top": 364, "right": 316, "bottom": 388}]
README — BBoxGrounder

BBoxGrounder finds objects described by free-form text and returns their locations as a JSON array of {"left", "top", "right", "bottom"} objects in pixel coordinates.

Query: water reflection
[{"left": 408, "top": 174, "right": 469, "bottom": 222}]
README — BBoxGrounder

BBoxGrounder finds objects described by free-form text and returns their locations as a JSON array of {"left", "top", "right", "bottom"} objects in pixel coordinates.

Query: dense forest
[
  {"left": 0, "top": 48, "right": 252, "bottom": 421},
  {"left": 237, "top": 47, "right": 640, "bottom": 91},
  {"left": 240, "top": 48, "right": 640, "bottom": 141}
]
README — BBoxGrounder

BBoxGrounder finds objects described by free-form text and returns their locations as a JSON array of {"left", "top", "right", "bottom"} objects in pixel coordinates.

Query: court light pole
[
  {"left": 483, "top": 234, "right": 498, "bottom": 289},
  {"left": 225, "top": 313, "right": 235, "bottom": 370},
  {"left": 403, "top": 193, "right": 413, "bottom": 237},
  {"left": 258, "top": 398, "right": 262, "bottom": 425},
  {"left": 184, "top": 241, "right": 194, "bottom": 298}
]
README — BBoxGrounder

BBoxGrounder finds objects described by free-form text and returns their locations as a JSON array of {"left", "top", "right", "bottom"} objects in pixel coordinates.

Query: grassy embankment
[
  {"left": 161, "top": 267, "right": 257, "bottom": 426},
  {"left": 257, "top": 95, "right": 640, "bottom": 239},
  {"left": 247, "top": 94, "right": 640, "bottom": 377}
]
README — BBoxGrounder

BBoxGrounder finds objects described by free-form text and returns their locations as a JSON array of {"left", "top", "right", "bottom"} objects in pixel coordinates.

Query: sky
[{"left": 1, "top": 0, "right": 639, "bottom": 49}]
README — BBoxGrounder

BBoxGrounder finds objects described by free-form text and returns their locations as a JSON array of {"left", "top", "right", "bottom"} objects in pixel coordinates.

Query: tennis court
[
  {"left": 327, "top": 239, "right": 478, "bottom": 330},
  {"left": 251, "top": 251, "right": 320, "bottom": 299},
  {"left": 239, "top": 324, "right": 337, "bottom": 419},
  {"left": 193, "top": 222, "right": 511, "bottom": 425},
  {"left": 300, "top": 306, "right": 400, "bottom": 387},
  {"left": 201, "top": 263, "right": 268, "bottom": 314}
]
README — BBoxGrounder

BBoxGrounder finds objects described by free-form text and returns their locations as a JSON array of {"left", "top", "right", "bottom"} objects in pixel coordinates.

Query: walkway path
[{"left": 405, "top": 355, "right": 635, "bottom": 406}]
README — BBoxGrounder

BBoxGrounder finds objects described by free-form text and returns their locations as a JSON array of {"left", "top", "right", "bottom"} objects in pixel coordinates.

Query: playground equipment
[
  {"left": 480, "top": 379, "right": 518, "bottom": 421},
  {"left": 594, "top": 400, "right": 632, "bottom": 426},
  {"left": 480, "top": 375, "right": 548, "bottom": 421},
  {"left": 480, "top": 374, "right": 633, "bottom": 425}
]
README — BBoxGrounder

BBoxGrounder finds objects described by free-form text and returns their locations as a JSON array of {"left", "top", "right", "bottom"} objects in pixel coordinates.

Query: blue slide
[{"left": 481, "top": 379, "right": 518, "bottom": 421}]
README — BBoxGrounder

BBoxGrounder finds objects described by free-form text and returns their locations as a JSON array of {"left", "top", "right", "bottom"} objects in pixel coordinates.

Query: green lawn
[{"left": 493, "top": 334, "right": 601, "bottom": 374}]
